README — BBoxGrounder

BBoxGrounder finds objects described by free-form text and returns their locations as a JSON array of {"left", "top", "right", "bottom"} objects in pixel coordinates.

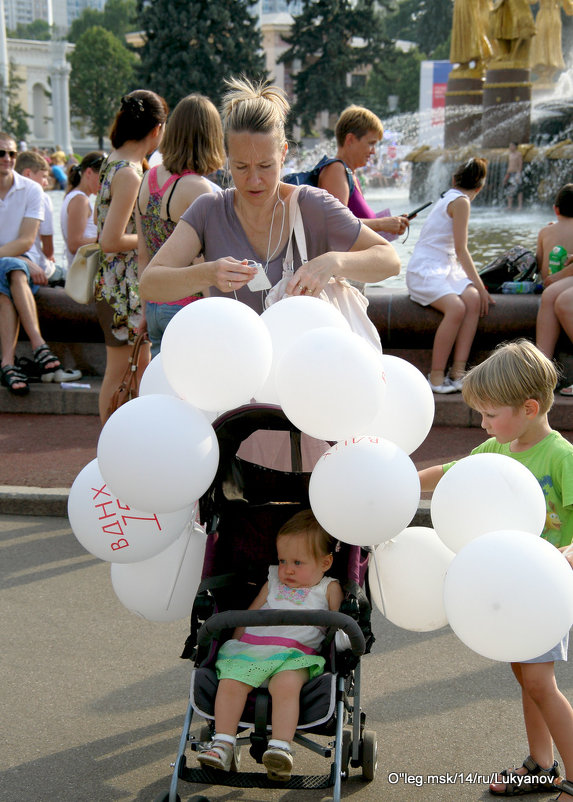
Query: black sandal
[
  {"left": 490, "top": 755, "right": 560, "bottom": 796},
  {"left": 0, "top": 364, "right": 30, "bottom": 395},
  {"left": 33, "top": 344, "right": 61, "bottom": 381},
  {"left": 552, "top": 779, "right": 573, "bottom": 801}
]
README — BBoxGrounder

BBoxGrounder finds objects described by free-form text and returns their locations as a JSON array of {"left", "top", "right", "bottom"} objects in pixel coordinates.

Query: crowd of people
[{"left": 1, "top": 81, "right": 572, "bottom": 797}]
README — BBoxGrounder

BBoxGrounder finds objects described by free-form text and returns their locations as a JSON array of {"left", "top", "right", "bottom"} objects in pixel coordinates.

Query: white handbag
[
  {"left": 64, "top": 242, "right": 101, "bottom": 305},
  {"left": 265, "top": 187, "right": 383, "bottom": 354}
]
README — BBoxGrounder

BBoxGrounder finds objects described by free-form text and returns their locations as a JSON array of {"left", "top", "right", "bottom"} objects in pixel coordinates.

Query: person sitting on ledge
[
  {"left": 535, "top": 183, "right": 573, "bottom": 396},
  {"left": 0, "top": 131, "right": 63, "bottom": 396}
]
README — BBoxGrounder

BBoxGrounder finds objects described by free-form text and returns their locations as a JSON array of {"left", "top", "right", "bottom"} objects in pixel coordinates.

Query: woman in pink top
[
  {"left": 136, "top": 94, "right": 226, "bottom": 356},
  {"left": 317, "top": 105, "right": 409, "bottom": 238}
]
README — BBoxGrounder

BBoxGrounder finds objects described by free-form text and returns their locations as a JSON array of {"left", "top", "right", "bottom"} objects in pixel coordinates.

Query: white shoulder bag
[
  {"left": 64, "top": 242, "right": 101, "bottom": 305},
  {"left": 265, "top": 186, "right": 382, "bottom": 354}
]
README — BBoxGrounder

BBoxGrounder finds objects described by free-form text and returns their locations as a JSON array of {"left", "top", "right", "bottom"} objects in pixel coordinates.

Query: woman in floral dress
[{"left": 94, "top": 90, "right": 167, "bottom": 421}]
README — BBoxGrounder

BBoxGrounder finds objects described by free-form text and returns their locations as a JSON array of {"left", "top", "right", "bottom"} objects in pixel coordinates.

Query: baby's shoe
[
  {"left": 263, "top": 743, "right": 293, "bottom": 781},
  {"left": 197, "top": 737, "right": 234, "bottom": 772}
]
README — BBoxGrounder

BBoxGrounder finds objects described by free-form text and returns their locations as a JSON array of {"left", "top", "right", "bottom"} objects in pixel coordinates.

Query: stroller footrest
[{"left": 180, "top": 766, "right": 335, "bottom": 789}]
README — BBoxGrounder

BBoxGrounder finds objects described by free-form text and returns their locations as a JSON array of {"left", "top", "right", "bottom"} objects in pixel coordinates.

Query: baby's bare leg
[
  {"left": 214, "top": 678, "right": 252, "bottom": 735},
  {"left": 268, "top": 669, "right": 309, "bottom": 741}
]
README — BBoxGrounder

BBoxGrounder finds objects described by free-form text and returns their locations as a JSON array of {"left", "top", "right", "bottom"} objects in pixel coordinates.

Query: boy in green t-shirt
[{"left": 419, "top": 339, "right": 573, "bottom": 800}]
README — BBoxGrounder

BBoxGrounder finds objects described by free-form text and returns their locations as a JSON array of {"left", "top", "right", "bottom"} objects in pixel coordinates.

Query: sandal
[
  {"left": 16, "top": 356, "right": 82, "bottom": 384},
  {"left": 262, "top": 745, "right": 293, "bottom": 782},
  {"left": 559, "top": 385, "right": 573, "bottom": 397},
  {"left": 197, "top": 738, "right": 234, "bottom": 772},
  {"left": 490, "top": 755, "right": 560, "bottom": 796},
  {"left": 0, "top": 364, "right": 29, "bottom": 395},
  {"left": 552, "top": 779, "right": 573, "bottom": 800},
  {"left": 33, "top": 344, "right": 61, "bottom": 382}
]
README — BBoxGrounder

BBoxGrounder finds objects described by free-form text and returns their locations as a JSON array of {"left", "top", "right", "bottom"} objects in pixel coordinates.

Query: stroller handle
[{"left": 196, "top": 609, "right": 366, "bottom": 657}]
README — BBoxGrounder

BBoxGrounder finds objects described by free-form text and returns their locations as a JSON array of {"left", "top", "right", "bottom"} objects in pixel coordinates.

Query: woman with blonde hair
[
  {"left": 94, "top": 89, "right": 167, "bottom": 421},
  {"left": 140, "top": 77, "right": 399, "bottom": 319},
  {"left": 136, "top": 93, "right": 225, "bottom": 356}
]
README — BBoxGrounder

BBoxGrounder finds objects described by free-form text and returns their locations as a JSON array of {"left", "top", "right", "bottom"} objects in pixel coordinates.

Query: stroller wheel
[{"left": 361, "top": 730, "right": 377, "bottom": 781}]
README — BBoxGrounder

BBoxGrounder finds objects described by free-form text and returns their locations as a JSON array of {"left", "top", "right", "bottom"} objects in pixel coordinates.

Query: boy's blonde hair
[
  {"left": 335, "top": 105, "right": 384, "bottom": 147},
  {"left": 15, "top": 151, "right": 49, "bottom": 174},
  {"left": 220, "top": 76, "right": 289, "bottom": 150},
  {"left": 462, "top": 339, "right": 558, "bottom": 414},
  {"left": 277, "top": 509, "right": 334, "bottom": 561}
]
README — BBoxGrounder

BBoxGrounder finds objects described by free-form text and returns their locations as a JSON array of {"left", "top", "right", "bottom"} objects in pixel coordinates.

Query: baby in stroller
[{"left": 197, "top": 509, "right": 344, "bottom": 781}]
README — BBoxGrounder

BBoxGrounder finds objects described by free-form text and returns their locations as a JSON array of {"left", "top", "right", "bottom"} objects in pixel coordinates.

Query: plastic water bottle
[
  {"left": 501, "top": 281, "right": 536, "bottom": 294},
  {"left": 549, "top": 245, "right": 568, "bottom": 273}
]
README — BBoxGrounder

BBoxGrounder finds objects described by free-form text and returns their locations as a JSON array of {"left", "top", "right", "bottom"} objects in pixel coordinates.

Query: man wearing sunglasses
[{"left": 0, "top": 132, "right": 62, "bottom": 395}]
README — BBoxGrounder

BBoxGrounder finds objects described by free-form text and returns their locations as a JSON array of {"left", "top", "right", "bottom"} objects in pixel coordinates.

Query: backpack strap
[{"left": 312, "top": 155, "right": 355, "bottom": 195}]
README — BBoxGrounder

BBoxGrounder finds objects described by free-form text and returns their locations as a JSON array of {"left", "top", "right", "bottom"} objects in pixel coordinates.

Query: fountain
[{"left": 406, "top": 0, "right": 573, "bottom": 207}]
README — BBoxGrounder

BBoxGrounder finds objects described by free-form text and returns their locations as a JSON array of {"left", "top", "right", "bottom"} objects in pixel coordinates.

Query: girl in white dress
[
  {"left": 406, "top": 158, "right": 494, "bottom": 393},
  {"left": 60, "top": 151, "right": 104, "bottom": 269}
]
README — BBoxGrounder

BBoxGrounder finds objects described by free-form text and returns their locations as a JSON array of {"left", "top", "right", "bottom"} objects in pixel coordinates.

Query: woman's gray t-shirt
[{"left": 180, "top": 185, "right": 361, "bottom": 313}]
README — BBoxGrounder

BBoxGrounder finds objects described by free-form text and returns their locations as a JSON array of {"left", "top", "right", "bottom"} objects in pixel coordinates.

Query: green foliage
[
  {"left": 7, "top": 19, "right": 53, "bottom": 40},
  {"left": 363, "top": 45, "right": 423, "bottom": 118},
  {"left": 0, "top": 62, "right": 30, "bottom": 141},
  {"left": 69, "top": 26, "right": 136, "bottom": 147},
  {"left": 67, "top": 0, "right": 137, "bottom": 43},
  {"left": 278, "top": 0, "right": 392, "bottom": 136},
  {"left": 136, "top": 0, "right": 267, "bottom": 110},
  {"left": 384, "top": 0, "right": 452, "bottom": 58}
]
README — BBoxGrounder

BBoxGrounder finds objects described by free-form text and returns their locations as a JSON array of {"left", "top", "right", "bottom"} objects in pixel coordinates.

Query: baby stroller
[{"left": 155, "top": 404, "right": 377, "bottom": 802}]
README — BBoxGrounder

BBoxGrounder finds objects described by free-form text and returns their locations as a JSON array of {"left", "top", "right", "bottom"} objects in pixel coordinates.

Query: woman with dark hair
[
  {"left": 136, "top": 93, "right": 225, "bottom": 357},
  {"left": 406, "top": 158, "right": 494, "bottom": 393},
  {"left": 60, "top": 151, "right": 105, "bottom": 270},
  {"left": 94, "top": 89, "right": 167, "bottom": 421}
]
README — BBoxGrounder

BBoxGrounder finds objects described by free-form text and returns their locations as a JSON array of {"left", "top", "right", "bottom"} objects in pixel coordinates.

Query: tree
[
  {"left": 67, "top": 0, "right": 137, "bottom": 43},
  {"left": 137, "top": 0, "right": 267, "bottom": 110},
  {"left": 384, "top": 0, "right": 452, "bottom": 58},
  {"left": 362, "top": 45, "right": 423, "bottom": 118},
  {"left": 7, "top": 19, "right": 53, "bottom": 40},
  {"left": 0, "top": 62, "right": 30, "bottom": 141},
  {"left": 278, "top": 0, "right": 392, "bottom": 136},
  {"left": 69, "top": 26, "right": 136, "bottom": 148}
]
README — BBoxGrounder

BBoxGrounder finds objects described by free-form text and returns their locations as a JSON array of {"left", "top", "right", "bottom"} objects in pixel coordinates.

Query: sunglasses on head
[
  {"left": 84, "top": 153, "right": 107, "bottom": 170},
  {"left": 0, "top": 149, "right": 17, "bottom": 159}
]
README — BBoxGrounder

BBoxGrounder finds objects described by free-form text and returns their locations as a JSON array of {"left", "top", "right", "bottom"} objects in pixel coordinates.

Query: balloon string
[
  {"left": 165, "top": 502, "right": 199, "bottom": 610},
  {"left": 368, "top": 544, "right": 388, "bottom": 618}
]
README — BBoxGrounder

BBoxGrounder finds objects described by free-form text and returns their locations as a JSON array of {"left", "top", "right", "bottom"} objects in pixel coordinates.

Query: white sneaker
[
  {"left": 447, "top": 374, "right": 464, "bottom": 392},
  {"left": 427, "top": 375, "right": 457, "bottom": 394}
]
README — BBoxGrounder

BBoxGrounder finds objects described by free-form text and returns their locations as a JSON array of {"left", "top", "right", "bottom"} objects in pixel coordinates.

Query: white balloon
[
  {"left": 431, "top": 453, "right": 547, "bottom": 552},
  {"left": 97, "top": 395, "right": 219, "bottom": 513},
  {"left": 276, "top": 327, "right": 386, "bottom": 441},
  {"left": 444, "top": 529, "right": 573, "bottom": 661},
  {"left": 67, "top": 459, "right": 193, "bottom": 563},
  {"left": 362, "top": 355, "right": 435, "bottom": 454},
  {"left": 309, "top": 437, "right": 420, "bottom": 546},
  {"left": 161, "top": 297, "right": 272, "bottom": 410},
  {"left": 257, "top": 296, "right": 351, "bottom": 403},
  {"left": 111, "top": 521, "right": 207, "bottom": 622},
  {"left": 369, "top": 527, "right": 454, "bottom": 631},
  {"left": 139, "top": 354, "right": 179, "bottom": 398}
]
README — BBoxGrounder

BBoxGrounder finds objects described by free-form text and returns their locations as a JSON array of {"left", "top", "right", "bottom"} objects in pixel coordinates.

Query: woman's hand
[
  {"left": 285, "top": 254, "right": 334, "bottom": 296},
  {"left": 478, "top": 285, "right": 495, "bottom": 316},
  {"left": 211, "top": 258, "right": 259, "bottom": 293},
  {"left": 374, "top": 215, "right": 409, "bottom": 235}
]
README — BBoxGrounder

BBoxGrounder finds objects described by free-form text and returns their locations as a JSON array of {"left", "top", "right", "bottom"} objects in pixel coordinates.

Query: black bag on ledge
[{"left": 478, "top": 245, "right": 538, "bottom": 292}]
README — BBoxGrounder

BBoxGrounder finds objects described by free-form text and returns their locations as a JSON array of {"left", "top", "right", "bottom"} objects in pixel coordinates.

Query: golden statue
[
  {"left": 450, "top": 0, "right": 494, "bottom": 75},
  {"left": 490, "top": 0, "right": 536, "bottom": 68},
  {"left": 530, "top": 0, "right": 573, "bottom": 86}
]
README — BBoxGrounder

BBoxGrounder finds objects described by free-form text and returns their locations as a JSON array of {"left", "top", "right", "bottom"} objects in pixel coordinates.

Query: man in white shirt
[{"left": 0, "top": 132, "right": 62, "bottom": 395}]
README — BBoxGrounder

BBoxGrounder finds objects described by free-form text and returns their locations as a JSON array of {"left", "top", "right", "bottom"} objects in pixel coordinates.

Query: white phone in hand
[{"left": 246, "top": 261, "right": 272, "bottom": 291}]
